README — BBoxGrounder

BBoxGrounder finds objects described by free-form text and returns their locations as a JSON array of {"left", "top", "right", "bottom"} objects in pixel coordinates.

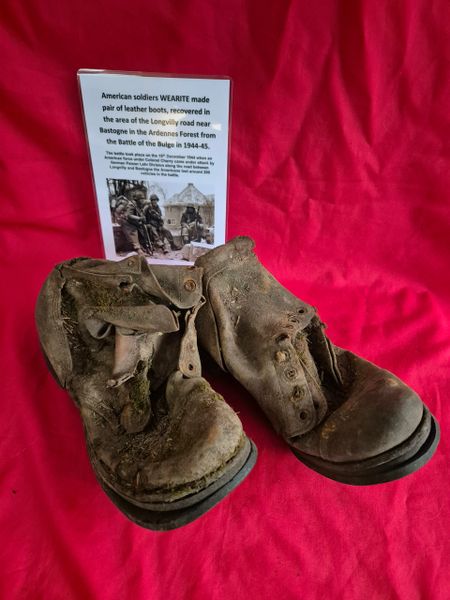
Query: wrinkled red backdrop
[{"left": 1, "top": 2, "right": 449, "bottom": 599}]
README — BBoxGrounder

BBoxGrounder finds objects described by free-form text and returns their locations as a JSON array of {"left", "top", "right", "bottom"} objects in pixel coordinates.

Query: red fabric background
[{"left": 1, "top": 1, "right": 449, "bottom": 598}]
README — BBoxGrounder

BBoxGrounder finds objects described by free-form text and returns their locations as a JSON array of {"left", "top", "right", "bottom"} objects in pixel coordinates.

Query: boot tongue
[{"left": 108, "top": 330, "right": 147, "bottom": 387}]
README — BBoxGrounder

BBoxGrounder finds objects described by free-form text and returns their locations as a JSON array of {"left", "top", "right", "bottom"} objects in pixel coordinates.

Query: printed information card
[{"left": 78, "top": 70, "right": 230, "bottom": 264}]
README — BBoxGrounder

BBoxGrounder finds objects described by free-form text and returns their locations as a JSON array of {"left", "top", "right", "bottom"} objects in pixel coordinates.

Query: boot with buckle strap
[
  {"left": 35, "top": 255, "right": 256, "bottom": 529},
  {"left": 195, "top": 236, "right": 439, "bottom": 485}
]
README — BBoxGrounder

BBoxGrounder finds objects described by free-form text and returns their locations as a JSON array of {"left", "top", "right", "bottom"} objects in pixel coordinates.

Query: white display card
[{"left": 78, "top": 70, "right": 230, "bottom": 264}]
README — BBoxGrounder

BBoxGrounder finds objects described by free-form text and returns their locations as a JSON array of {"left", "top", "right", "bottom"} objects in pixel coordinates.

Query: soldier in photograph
[
  {"left": 114, "top": 188, "right": 153, "bottom": 256},
  {"left": 145, "top": 194, "right": 178, "bottom": 252},
  {"left": 180, "top": 205, "right": 205, "bottom": 244}
]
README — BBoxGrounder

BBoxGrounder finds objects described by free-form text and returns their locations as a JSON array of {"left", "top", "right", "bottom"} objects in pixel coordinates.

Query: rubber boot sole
[
  {"left": 291, "top": 415, "right": 439, "bottom": 486},
  {"left": 91, "top": 438, "right": 257, "bottom": 530}
]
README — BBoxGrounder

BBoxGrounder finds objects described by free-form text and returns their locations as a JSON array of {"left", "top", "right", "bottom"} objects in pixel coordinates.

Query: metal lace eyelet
[
  {"left": 292, "top": 385, "right": 304, "bottom": 399},
  {"left": 285, "top": 368, "right": 298, "bottom": 380},
  {"left": 184, "top": 279, "right": 197, "bottom": 292},
  {"left": 275, "top": 333, "right": 289, "bottom": 344},
  {"left": 275, "top": 351, "right": 288, "bottom": 363}
]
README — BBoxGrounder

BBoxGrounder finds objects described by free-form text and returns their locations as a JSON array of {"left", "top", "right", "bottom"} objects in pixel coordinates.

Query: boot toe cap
[
  {"left": 140, "top": 390, "right": 245, "bottom": 493},
  {"left": 316, "top": 374, "right": 425, "bottom": 463},
  {"left": 95, "top": 376, "right": 246, "bottom": 503}
]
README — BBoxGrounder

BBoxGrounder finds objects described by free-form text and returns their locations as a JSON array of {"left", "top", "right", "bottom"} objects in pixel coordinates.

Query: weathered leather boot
[
  {"left": 35, "top": 256, "right": 256, "bottom": 530},
  {"left": 196, "top": 237, "right": 439, "bottom": 485}
]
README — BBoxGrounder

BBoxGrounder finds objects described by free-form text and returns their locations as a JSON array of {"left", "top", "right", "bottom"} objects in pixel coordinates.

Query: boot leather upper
[
  {"left": 196, "top": 236, "right": 427, "bottom": 465},
  {"left": 36, "top": 256, "right": 246, "bottom": 504}
]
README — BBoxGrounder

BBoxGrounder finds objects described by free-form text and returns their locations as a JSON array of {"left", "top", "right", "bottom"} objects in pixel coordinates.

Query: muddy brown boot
[
  {"left": 196, "top": 237, "right": 439, "bottom": 485},
  {"left": 35, "top": 256, "right": 256, "bottom": 530}
]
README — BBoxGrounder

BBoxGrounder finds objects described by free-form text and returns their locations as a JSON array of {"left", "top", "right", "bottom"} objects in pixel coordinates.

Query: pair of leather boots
[{"left": 36, "top": 237, "right": 439, "bottom": 530}]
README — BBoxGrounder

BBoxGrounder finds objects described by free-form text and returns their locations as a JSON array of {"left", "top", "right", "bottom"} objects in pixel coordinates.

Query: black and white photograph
[{"left": 107, "top": 179, "right": 215, "bottom": 263}]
